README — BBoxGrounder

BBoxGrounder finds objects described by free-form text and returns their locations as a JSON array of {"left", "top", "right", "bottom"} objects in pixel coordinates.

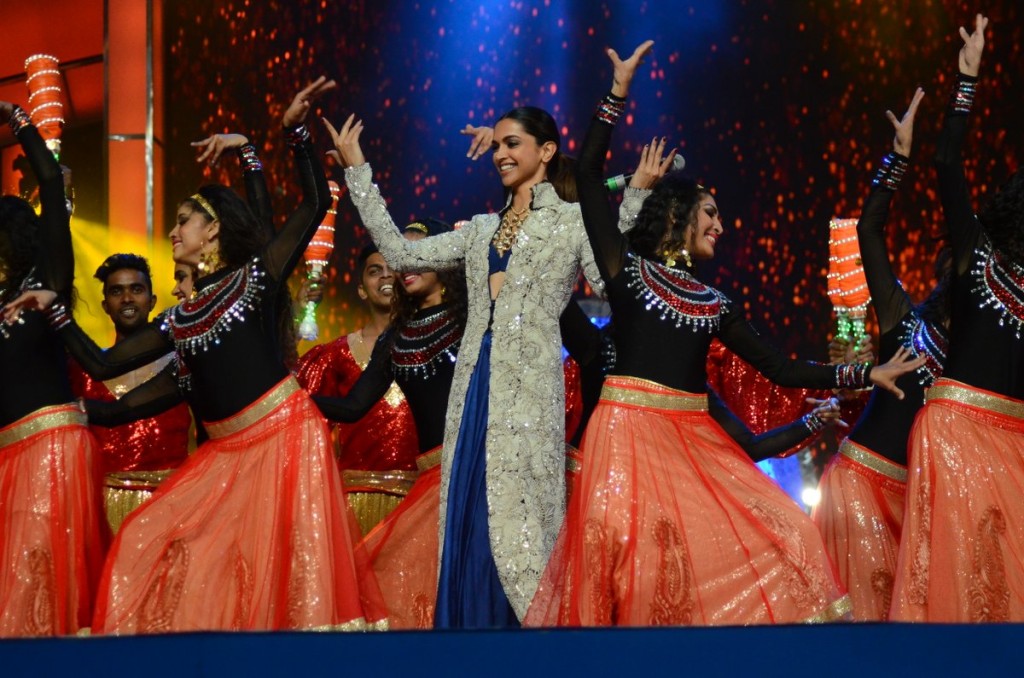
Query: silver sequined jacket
[{"left": 345, "top": 162, "right": 647, "bottom": 618}]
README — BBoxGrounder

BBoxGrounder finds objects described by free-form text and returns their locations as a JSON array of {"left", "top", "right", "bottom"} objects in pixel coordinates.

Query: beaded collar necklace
[
  {"left": 391, "top": 303, "right": 463, "bottom": 380},
  {"left": 973, "top": 244, "right": 1024, "bottom": 339},
  {"left": 625, "top": 253, "right": 724, "bottom": 331}
]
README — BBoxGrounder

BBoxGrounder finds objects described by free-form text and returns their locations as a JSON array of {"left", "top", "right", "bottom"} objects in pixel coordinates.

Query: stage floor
[{"left": 2, "top": 623, "right": 1021, "bottom": 676}]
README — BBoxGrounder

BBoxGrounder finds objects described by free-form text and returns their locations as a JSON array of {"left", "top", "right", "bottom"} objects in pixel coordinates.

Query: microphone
[{"left": 604, "top": 153, "right": 686, "bottom": 192}]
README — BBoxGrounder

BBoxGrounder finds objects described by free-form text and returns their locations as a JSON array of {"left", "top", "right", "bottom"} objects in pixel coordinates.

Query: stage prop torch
[
  {"left": 25, "top": 54, "right": 65, "bottom": 160},
  {"left": 297, "top": 180, "right": 340, "bottom": 341},
  {"left": 827, "top": 217, "right": 871, "bottom": 347}
]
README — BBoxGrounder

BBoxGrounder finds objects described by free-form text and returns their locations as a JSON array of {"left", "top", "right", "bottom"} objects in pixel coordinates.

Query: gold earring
[
  {"left": 197, "top": 240, "right": 221, "bottom": 275},
  {"left": 441, "top": 284, "right": 447, "bottom": 299}
]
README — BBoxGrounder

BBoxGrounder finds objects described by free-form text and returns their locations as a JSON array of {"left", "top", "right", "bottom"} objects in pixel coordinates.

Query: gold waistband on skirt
[
  {"left": 838, "top": 439, "right": 907, "bottom": 483},
  {"left": 0, "top": 404, "right": 87, "bottom": 448},
  {"left": 926, "top": 378, "right": 1024, "bottom": 421},
  {"left": 600, "top": 376, "right": 708, "bottom": 412},
  {"left": 203, "top": 377, "right": 302, "bottom": 440}
]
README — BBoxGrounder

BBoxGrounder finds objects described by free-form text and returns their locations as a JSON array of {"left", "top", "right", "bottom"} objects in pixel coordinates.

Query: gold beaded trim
[
  {"left": 203, "top": 377, "right": 301, "bottom": 439},
  {"left": 342, "top": 469, "right": 418, "bottom": 495},
  {"left": 104, "top": 469, "right": 175, "bottom": 491},
  {"left": 303, "top": 617, "right": 390, "bottom": 632},
  {"left": 416, "top": 446, "right": 442, "bottom": 472},
  {"left": 600, "top": 376, "right": 708, "bottom": 412},
  {"left": 926, "top": 379, "right": 1024, "bottom": 421},
  {"left": 0, "top": 404, "right": 86, "bottom": 448},
  {"left": 838, "top": 439, "right": 907, "bottom": 483},
  {"left": 803, "top": 594, "right": 853, "bottom": 624}
]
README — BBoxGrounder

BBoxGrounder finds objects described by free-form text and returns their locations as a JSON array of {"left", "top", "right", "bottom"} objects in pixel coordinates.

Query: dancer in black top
[
  {"left": 525, "top": 41, "right": 923, "bottom": 627},
  {"left": 9, "top": 78, "right": 388, "bottom": 633},
  {"left": 891, "top": 14, "right": 1024, "bottom": 623},
  {"left": 812, "top": 87, "right": 951, "bottom": 621},
  {"left": 0, "top": 101, "right": 103, "bottom": 637}
]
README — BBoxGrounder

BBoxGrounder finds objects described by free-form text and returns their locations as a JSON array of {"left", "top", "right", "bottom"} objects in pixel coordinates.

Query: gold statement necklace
[{"left": 492, "top": 205, "right": 529, "bottom": 256}]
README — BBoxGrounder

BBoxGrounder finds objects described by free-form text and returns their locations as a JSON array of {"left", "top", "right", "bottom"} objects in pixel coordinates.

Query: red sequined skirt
[
  {"left": 891, "top": 378, "right": 1024, "bottom": 622},
  {"left": 813, "top": 439, "right": 906, "bottom": 620},
  {"left": 92, "top": 378, "right": 386, "bottom": 633},
  {"left": 525, "top": 376, "right": 849, "bottom": 626},
  {"left": 0, "top": 404, "right": 103, "bottom": 636}
]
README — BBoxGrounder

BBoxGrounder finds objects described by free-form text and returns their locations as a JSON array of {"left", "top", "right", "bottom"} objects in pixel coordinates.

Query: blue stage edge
[{"left": 2, "top": 624, "right": 1022, "bottom": 676}]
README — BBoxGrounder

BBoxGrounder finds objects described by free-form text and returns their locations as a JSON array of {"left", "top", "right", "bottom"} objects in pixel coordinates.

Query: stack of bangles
[
  {"left": 951, "top": 75, "right": 977, "bottom": 115},
  {"left": 596, "top": 93, "right": 626, "bottom": 125},
  {"left": 872, "top": 152, "right": 908, "bottom": 192}
]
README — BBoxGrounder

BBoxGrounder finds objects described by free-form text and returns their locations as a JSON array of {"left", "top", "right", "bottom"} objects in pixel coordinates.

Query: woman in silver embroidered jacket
[{"left": 324, "top": 109, "right": 647, "bottom": 626}]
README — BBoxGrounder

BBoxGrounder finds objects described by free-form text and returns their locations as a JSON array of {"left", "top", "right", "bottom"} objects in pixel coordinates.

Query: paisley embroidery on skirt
[
  {"left": 139, "top": 539, "right": 189, "bottom": 633},
  {"left": 231, "top": 543, "right": 254, "bottom": 630},
  {"left": 907, "top": 474, "right": 932, "bottom": 606},
  {"left": 648, "top": 518, "right": 694, "bottom": 625},
  {"left": 583, "top": 518, "right": 616, "bottom": 625},
  {"left": 870, "top": 569, "right": 894, "bottom": 621},
  {"left": 24, "top": 548, "right": 55, "bottom": 636},
  {"left": 968, "top": 506, "right": 1010, "bottom": 622},
  {"left": 287, "top": 530, "right": 310, "bottom": 628},
  {"left": 746, "top": 499, "right": 828, "bottom": 611}
]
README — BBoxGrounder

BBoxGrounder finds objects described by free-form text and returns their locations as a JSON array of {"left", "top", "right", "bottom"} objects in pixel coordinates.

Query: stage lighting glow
[{"left": 801, "top": 487, "right": 822, "bottom": 508}]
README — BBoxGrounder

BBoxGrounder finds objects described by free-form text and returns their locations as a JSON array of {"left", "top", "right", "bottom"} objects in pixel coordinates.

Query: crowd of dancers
[{"left": 0, "top": 12, "right": 1021, "bottom": 636}]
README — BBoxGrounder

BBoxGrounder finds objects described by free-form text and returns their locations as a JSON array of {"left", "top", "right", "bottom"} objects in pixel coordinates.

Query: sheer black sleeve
[
  {"left": 86, "top": 362, "right": 185, "bottom": 427},
  {"left": 53, "top": 310, "right": 174, "bottom": 379},
  {"left": 719, "top": 302, "right": 869, "bottom": 389},
  {"left": 11, "top": 108, "right": 72, "bottom": 295},
  {"left": 935, "top": 74, "right": 983, "bottom": 276},
  {"left": 559, "top": 300, "right": 601, "bottom": 367},
  {"left": 858, "top": 154, "right": 913, "bottom": 335},
  {"left": 238, "top": 142, "right": 275, "bottom": 239},
  {"left": 577, "top": 94, "right": 631, "bottom": 282},
  {"left": 312, "top": 332, "right": 393, "bottom": 422},
  {"left": 707, "top": 388, "right": 816, "bottom": 462},
  {"left": 261, "top": 126, "right": 331, "bottom": 283}
]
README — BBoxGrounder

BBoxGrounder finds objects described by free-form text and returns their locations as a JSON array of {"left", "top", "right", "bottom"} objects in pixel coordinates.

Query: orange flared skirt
[
  {"left": 813, "top": 439, "right": 906, "bottom": 620},
  {"left": 0, "top": 404, "right": 103, "bottom": 636},
  {"left": 92, "top": 378, "right": 386, "bottom": 633},
  {"left": 525, "top": 376, "right": 849, "bottom": 627},
  {"left": 891, "top": 378, "right": 1024, "bottom": 622},
  {"left": 358, "top": 447, "right": 441, "bottom": 630}
]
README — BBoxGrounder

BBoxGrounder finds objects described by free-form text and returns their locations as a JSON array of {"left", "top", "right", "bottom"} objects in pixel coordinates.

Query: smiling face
[
  {"left": 170, "top": 203, "right": 219, "bottom": 267},
  {"left": 491, "top": 119, "right": 556, "bottom": 195},
  {"left": 397, "top": 231, "right": 444, "bottom": 306},
  {"left": 102, "top": 268, "right": 156, "bottom": 336},
  {"left": 172, "top": 263, "right": 194, "bottom": 302},
  {"left": 357, "top": 252, "right": 395, "bottom": 313},
  {"left": 681, "top": 194, "right": 723, "bottom": 261}
]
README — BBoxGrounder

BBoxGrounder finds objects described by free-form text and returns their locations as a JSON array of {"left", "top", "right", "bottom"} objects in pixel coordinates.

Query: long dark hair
[
  {"left": 627, "top": 171, "right": 709, "bottom": 261},
  {"left": 0, "top": 196, "right": 39, "bottom": 302},
  {"left": 179, "top": 185, "right": 298, "bottom": 369},
  {"left": 978, "top": 169, "right": 1024, "bottom": 267},
  {"left": 497, "top": 106, "right": 577, "bottom": 202}
]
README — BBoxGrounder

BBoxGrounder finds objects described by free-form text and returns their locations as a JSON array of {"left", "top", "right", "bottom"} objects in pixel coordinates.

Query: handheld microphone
[{"left": 604, "top": 154, "right": 686, "bottom": 192}]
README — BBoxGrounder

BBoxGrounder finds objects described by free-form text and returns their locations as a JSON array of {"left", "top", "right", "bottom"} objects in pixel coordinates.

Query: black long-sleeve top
[
  {"left": 845, "top": 162, "right": 949, "bottom": 464},
  {"left": 85, "top": 143, "right": 281, "bottom": 426},
  {"left": 1, "top": 110, "right": 75, "bottom": 427},
  {"left": 61, "top": 131, "right": 331, "bottom": 424},
  {"left": 558, "top": 293, "right": 822, "bottom": 461},
  {"left": 315, "top": 302, "right": 462, "bottom": 452},
  {"left": 934, "top": 74, "right": 1024, "bottom": 399},
  {"left": 576, "top": 95, "right": 868, "bottom": 397}
]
